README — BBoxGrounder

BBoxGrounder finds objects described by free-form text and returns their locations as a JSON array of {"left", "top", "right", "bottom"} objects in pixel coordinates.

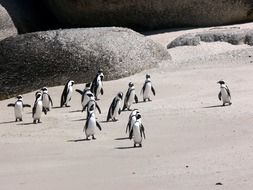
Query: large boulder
[
  {"left": 0, "top": 4, "right": 17, "bottom": 40},
  {"left": 167, "top": 27, "right": 253, "bottom": 48},
  {"left": 0, "top": 0, "right": 58, "bottom": 33},
  {"left": 45, "top": 0, "right": 253, "bottom": 30},
  {"left": 0, "top": 27, "right": 170, "bottom": 100}
]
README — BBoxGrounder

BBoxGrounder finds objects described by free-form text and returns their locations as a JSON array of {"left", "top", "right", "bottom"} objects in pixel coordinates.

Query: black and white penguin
[
  {"left": 107, "top": 92, "right": 123, "bottom": 122},
  {"left": 217, "top": 80, "right": 232, "bottom": 106},
  {"left": 32, "top": 92, "right": 43, "bottom": 124},
  {"left": 60, "top": 80, "right": 74, "bottom": 107},
  {"left": 90, "top": 69, "right": 104, "bottom": 100},
  {"left": 122, "top": 82, "right": 138, "bottom": 111},
  {"left": 76, "top": 83, "right": 93, "bottom": 110},
  {"left": 126, "top": 109, "right": 139, "bottom": 135},
  {"left": 41, "top": 87, "right": 53, "bottom": 114},
  {"left": 129, "top": 113, "right": 145, "bottom": 147},
  {"left": 83, "top": 93, "right": 101, "bottom": 117},
  {"left": 83, "top": 104, "right": 102, "bottom": 140},
  {"left": 7, "top": 95, "right": 31, "bottom": 122},
  {"left": 141, "top": 74, "right": 156, "bottom": 102}
]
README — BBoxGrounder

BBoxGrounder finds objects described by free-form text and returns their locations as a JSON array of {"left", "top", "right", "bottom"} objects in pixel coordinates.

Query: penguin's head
[
  {"left": 146, "top": 74, "right": 151, "bottom": 79},
  {"left": 136, "top": 113, "right": 142, "bottom": 120},
  {"left": 85, "top": 83, "right": 91, "bottom": 88},
  {"left": 70, "top": 80, "right": 74, "bottom": 86},
  {"left": 36, "top": 92, "right": 42, "bottom": 99},
  {"left": 128, "top": 82, "right": 134, "bottom": 87},
  {"left": 41, "top": 87, "right": 48, "bottom": 92},
  {"left": 16, "top": 95, "right": 23, "bottom": 99},
  {"left": 87, "top": 93, "right": 94, "bottom": 100},
  {"left": 117, "top": 92, "right": 123, "bottom": 99},
  {"left": 35, "top": 91, "right": 42, "bottom": 97},
  {"left": 217, "top": 80, "right": 225, "bottom": 85}
]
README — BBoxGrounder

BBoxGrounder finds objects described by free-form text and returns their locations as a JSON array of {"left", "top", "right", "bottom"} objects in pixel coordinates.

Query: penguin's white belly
[
  {"left": 96, "top": 81, "right": 102, "bottom": 96},
  {"left": 128, "top": 92, "right": 135, "bottom": 107},
  {"left": 130, "top": 117, "right": 137, "bottom": 132},
  {"left": 112, "top": 101, "right": 121, "bottom": 118},
  {"left": 133, "top": 125, "right": 142, "bottom": 144},
  {"left": 86, "top": 118, "right": 96, "bottom": 136},
  {"left": 82, "top": 94, "right": 90, "bottom": 107},
  {"left": 143, "top": 83, "right": 151, "bottom": 99},
  {"left": 34, "top": 102, "right": 42, "bottom": 119},
  {"left": 15, "top": 102, "right": 23, "bottom": 119},
  {"left": 42, "top": 94, "right": 50, "bottom": 109},
  {"left": 221, "top": 88, "right": 230, "bottom": 103},
  {"left": 66, "top": 88, "right": 73, "bottom": 104}
]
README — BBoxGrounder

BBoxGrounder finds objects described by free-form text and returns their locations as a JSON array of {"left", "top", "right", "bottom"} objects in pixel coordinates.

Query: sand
[{"left": 1, "top": 22, "right": 253, "bottom": 190}]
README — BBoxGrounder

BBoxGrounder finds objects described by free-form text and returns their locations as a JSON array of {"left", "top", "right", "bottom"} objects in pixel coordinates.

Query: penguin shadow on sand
[
  {"left": 115, "top": 145, "right": 141, "bottom": 149},
  {"left": 0, "top": 120, "right": 17, "bottom": 125},
  {"left": 114, "top": 137, "right": 130, "bottom": 141},
  {"left": 72, "top": 118, "right": 87, "bottom": 122},
  {"left": 69, "top": 110, "right": 82, "bottom": 113},
  {"left": 67, "top": 138, "right": 92, "bottom": 142},
  {"left": 203, "top": 104, "right": 231, "bottom": 109},
  {"left": 17, "top": 122, "right": 41, "bottom": 126}
]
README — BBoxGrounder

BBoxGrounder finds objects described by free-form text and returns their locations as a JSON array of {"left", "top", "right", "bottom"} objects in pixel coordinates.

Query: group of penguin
[
  {"left": 7, "top": 69, "right": 232, "bottom": 147},
  {"left": 7, "top": 70, "right": 157, "bottom": 147}
]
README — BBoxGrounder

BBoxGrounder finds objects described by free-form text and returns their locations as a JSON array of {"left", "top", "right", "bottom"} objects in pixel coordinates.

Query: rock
[
  {"left": 168, "top": 34, "right": 200, "bottom": 49},
  {"left": 0, "top": 4, "right": 17, "bottom": 40},
  {"left": 167, "top": 28, "right": 253, "bottom": 48},
  {"left": 45, "top": 0, "right": 253, "bottom": 30},
  {"left": 0, "top": 27, "right": 170, "bottom": 100},
  {"left": 0, "top": 0, "right": 58, "bottom": 33}
]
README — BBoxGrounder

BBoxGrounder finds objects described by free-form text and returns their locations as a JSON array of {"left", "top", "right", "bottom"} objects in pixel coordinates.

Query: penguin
[
  {"left": 83, "top": 93, "right": 101, "bottom": 117},
  {"left": 129, "top": 113, "right": 145, "bottom": 147},
  {"left": 141, "top": 74, "right": 156, "bottom": 102},
  {"left": 76, "top": 83, "right": 93, "bottom": 110},
  {"left": 122, "top": 82, "right": 138, "bottom": 111},
  {"left": 107, "top": 92, "right": 123, "bottom": 122},
  {"left": 32, "top": 92, "right": 43, "bottom": 124},
  {"left": 60, "top": 80, "right": 74, "bottom": 107},
  {"left": 90, "top": 69, "right": 104, "bottom": 100},
  {"left": 217, "top": 80, "right": 232, "bottom": 106},
  {"left": 7, "top": 95, "right": 31, "bottom": 122},
  {"left": 126, "top": 109, "right": 139, "bottom": 135},
  {"left": 83, "top": 104, "right": 102, "bottom": 140},
  {"left": 41, "top": 87, "right": 53, "bottom": 114}
]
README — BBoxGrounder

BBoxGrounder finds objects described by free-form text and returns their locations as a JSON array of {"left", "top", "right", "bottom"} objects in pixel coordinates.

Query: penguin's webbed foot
[
  {"left": 134, "top": 143, "right": 136, "bottom": 147},
  {"left": 148, "top": 98, "right": 152, "bottom": 102},
  {"left": 139, "top": 144, "right": 142, "bottom": 147},
  {"left": 33, "top": 120, "right": 36, "bottom": 124},
  {"left": 92, "top": 135, "right": 96, "bottom": 140},
  {"left": 15, "top": 119, "right": 18, "bottom": 122}
]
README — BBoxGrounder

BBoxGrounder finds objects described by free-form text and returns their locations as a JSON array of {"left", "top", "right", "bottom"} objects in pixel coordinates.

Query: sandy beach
[{"left": 1, "top": 22, "right": 253, "bottom": 189}]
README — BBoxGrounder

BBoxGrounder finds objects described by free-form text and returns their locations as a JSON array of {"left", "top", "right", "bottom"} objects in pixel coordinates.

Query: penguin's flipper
[
  {"left": 129, "top": 129, "right": 133, "bottom": 139},
  {"left": 96, "top": 121, "right": 102, "bottom": 131},
  {"left": 42, "top": 107, "right": 47, "bottom": 115},
  {"left": 75, "top": 89, "right": 83, "bottom": 95},
  {"left": 151, "top": 86, "right": 156, "bottom": 96},
  {"left": 100, "top": 88, "right": 104, "bottom": 95},
  {"left": 225, "top": 86, "right": 231, "bottom": 98},
  {"left": 134, "top": 95, "right": 139, "bottom": 104},
  {"left": 126, "top": 120, "right": 130, "bottom": 134},
  {"left": 61, "top": 83, "right": 68, "bottom": 107},
  {"left": 106, "top": 107, "right": 112, "bottom": 122},
  {"left": 96, "top": 103, "right": 102, "bottom": 114},
  {"left": 48, "top": 95, "right": 53, "bottom": 107},
  {"left": 218, "top": 91, "right": 222, "bottom": 101},
  {"left": 141, "top": 83, "right": 145, "bottom": 95},
  {"left": 141, "top": 124, "right": 146, "bottom": 139},
  {"left": 32, "top": 103, "right": 37, "bottom": 117},
  {"left": 7, "top": 103, "right": 15, "bottom": 107},
  {"left": 23, "top": 104, "right": 31, "bottom": 108},
  {"left": 118, "top": 108, "right": 121, "bottom": 115}
]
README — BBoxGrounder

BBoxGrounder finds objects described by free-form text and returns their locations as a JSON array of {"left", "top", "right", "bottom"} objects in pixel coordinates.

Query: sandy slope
[{"left": 1, "top": 23, "right": 253, "bottom": 190}]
